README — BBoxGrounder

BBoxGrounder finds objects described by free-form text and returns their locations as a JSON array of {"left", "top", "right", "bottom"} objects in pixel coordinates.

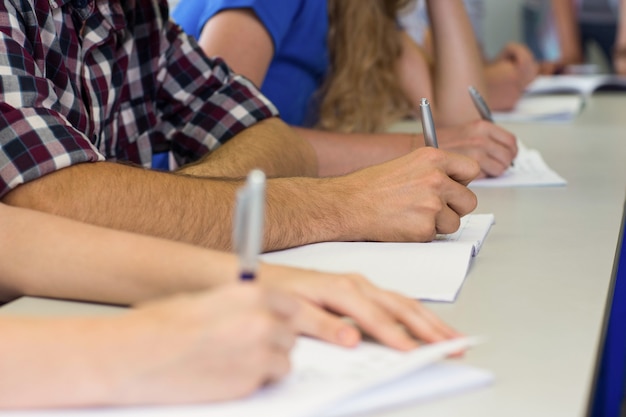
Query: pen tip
[{"left": 420, "top": 98, "right": 429, "bottom": 106}]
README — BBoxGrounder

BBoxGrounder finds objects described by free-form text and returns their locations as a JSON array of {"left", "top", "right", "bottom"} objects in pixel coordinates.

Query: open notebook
[
  {"left": 3, "top": 338, "right": 492, "bottom": 417},
  {"left": 525, "top": 74, "right": 626, "bottom": 96},
  {"left": 261, "top": 214, "right": 495, "bottom": 302},
  {"left": 470, "top": 143, "right": 567, "bottom": 188},
  {"left": 493, "top": 75, "right": 626, "bottom": 123}
]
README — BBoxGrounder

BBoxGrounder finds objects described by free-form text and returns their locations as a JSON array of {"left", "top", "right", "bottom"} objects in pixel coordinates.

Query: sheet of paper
[
  {"left": 3, "top": 338, "right": 490, "bottom": 417},
  {"left": 493, "top": 95, "right": 584, "bottom": 123},
  {"left": 261, "top": 214, "right": 495, "bottom": 301},
  {"left": 324, "top": 362, "right": 493, "bottom": 417},
  {"left": 470, "top": 146, "right": 567, "bottom": 188}
]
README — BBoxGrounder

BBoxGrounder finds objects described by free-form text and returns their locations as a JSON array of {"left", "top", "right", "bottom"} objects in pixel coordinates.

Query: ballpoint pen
[
  {"left": 420, "top": 98, "right": 439, "bottom": 148},
  {"left": 468, "top": 86, "right": 494, "bottom": 123},
  {"left": 233, "top": 169, "right": 266, "bottom": 281}
]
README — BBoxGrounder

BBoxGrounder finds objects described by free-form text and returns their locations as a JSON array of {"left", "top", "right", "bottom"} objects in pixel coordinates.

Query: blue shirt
[{"left": 173, "top": 0, "right": 329, "bottom": 126}]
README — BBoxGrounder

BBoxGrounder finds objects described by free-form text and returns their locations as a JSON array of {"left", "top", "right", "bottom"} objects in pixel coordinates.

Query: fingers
[
  {"left": 441, "top": 180, "right": 477, "bottom": 220},
  {"left": 262, "top": 286, "right": 300, "bottom": 319},
  {"left": 307, "top": 276, "right": 423, "bottom": 351},
  {"left": 373, "top": 291, "right": 461, "bottom": 343},
  {"left": 434, "top": 149, "right": 481, "bottom": 186},
  {"left": 291, "top": 301, "right": 361, "bottom": 347}
]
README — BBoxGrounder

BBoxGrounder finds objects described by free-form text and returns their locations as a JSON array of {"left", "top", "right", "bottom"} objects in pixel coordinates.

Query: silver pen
[
  {"left": 420, "top": 98, "right": 439, "bottom": 148},
  {"left": 233, "top": 170, "right": 266, "bottom": 281},
  {"left": 468, "top": 86, "right": 494, "bottom": 123}
]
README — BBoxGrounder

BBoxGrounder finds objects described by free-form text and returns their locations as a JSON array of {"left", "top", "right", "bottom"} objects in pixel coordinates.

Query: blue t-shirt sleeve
[{"left": 172, "top": 0, "right": 303, "bottom": 51}]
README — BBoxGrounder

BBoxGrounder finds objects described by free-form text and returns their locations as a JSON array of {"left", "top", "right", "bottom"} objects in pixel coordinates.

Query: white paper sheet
[
  {"left": 470, "top": 146, "right": 567, "bottom": 188},
  {"left": 261, "top": 214, "right": 495, "bottom": 302},
  {"left": 2, "top": 338, "right": 491, "bottom": 417}
]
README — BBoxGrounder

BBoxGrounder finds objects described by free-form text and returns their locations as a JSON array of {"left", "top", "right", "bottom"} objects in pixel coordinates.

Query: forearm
[
  {"left": 2, "top": 161, "right": 351, "bottom": 253},
  {"left": 426, "top": 0, "right": 486, "bottom": 125},
  {"left": 618, "top": 0, "right": 626, "bottom": 45},
  {"left": 0, "top": 204, "right": 237, "bottom": 304},
  {"left": 552, "top": 0, "right": 583, "bottom": 63},
  {"left": 294, "top": 127, "right": 419, "bottom": 176},
  {"left": 178, "top": 118, "right": 318, "bottom": 178}
]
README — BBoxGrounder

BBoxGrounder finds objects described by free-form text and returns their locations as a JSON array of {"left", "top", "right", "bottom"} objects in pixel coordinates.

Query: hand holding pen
[{"left": 233, "top": 170, "right": 266, "bottom": 281}]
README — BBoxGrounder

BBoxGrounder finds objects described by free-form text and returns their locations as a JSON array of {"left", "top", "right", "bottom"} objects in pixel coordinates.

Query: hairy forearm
[
  {"left": 2, "top": 162, "right": 243, "bottom": 250},
  {"left": 178, "top": 118, "right": 317, "bottom": 178},
  {"left": 0, "top": 204, "right": 237, "bottom": 304},
  {"left": 293, "top": 127, "right": 419, "bottom": 176},
  {"left": 2, "top": 161, "right": 353, "bottom": 253},
  {"left": 426, "top": 0, "right": 486, "bottom": 125}
]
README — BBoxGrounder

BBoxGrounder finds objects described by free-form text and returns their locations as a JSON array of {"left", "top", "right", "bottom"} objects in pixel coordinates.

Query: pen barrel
[
  {"left": 233, "top": 170, "right": 266, "bottom": 280},
  {"left": 420, "top": 99, "right": 439, "bottom": 148}
]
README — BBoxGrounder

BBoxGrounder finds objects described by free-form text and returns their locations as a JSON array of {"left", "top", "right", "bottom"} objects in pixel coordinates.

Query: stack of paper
[
  {"left": 4, "top": 338, "right": 492, "bottom": 417},
  {"left": 261, "top": 214, "right": 495, "bottom": 302}
]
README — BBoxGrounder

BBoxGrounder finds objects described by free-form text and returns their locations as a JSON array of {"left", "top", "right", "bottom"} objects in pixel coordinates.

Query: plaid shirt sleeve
[
  {"left": 0, "top": 3, "right": 104, "bottom": 199},
  {"left": 147, "top": 13, "right": 280, "bottom": 167}
]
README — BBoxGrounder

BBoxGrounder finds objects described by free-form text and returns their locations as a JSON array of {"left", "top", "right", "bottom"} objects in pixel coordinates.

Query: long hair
[{"left": 317, "top": 0, "right": 415, "bottom": 133}]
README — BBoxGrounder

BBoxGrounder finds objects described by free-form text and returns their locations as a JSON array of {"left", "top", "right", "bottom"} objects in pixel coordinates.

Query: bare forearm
[
  {"left": 618, "top": 0, "right": 626, "bottom": 45},
  {"left": 2, "top": 162, "right": 243, "bottom": 250},
  {"left": 178, "top": 118, "right": 317, "bottom": 178},
  {"left": 552, "top": 0, "right": 582, "bottom": 63},
  {"left": 293, "top": 127, "right": 419, "bottom": 176},
  {"left": 0, "top": 204, "right": 237, "bottom": 304},
  {"left": 2, "top": 162, "right": 352, "bottom": 252},
  {"left": 426, "top": 0, "right": 486, "bottom": 124}
]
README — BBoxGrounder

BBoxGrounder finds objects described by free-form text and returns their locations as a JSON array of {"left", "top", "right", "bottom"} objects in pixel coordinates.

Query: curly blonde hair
[{"left": 317, "top": 0, "right": 415, "bottom": 133}]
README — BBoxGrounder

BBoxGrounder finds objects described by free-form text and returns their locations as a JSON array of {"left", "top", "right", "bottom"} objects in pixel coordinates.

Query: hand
[
  {"left": 258, "top": 264, "right": 462, "bottom": 351},
  {"left": 437, "top": 120, "right": 518, "bottom": 178},
  {"left": 484, "top": 60, "right": 526, "bottom": 111},
  {"left": 498, "top": 42, "right": 539, "bottom": 87},
  {"left": 333, "top": 147, "right": 479, "bottom": 242},
  {"left": 111, "top": 284, "right": 298, "bottom": 405}
]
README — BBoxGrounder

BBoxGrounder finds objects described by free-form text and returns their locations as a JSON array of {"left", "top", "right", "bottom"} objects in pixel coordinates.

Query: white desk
[{"left": 2, "top": 95, "right": 626, "bottom": 417}]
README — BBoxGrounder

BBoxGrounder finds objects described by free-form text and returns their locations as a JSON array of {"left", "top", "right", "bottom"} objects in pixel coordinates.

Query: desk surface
[{"left": 2, "top": 95, "right": 626, "bottom": 417}]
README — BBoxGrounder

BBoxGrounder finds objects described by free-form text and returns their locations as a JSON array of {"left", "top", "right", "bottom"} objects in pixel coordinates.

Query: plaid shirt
[{"left": 0, "top": 0, "right": 278, "bottom": 198}]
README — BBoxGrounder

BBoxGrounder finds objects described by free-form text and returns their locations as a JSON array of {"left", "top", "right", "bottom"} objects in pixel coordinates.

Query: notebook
[
  {"left": 493, "top": 75, "right": 626, "bottom": 123},
  {"left": 3, "top": 338, "right": 492, "bottom": 417},
  {"left": 261, "top": 214, "right": 495, "bottom": 302},
  {"left": 525, "top": 74, "right": 626, "bottom": 96}
]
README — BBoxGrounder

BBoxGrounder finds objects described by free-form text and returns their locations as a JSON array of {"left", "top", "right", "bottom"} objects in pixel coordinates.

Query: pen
[
  {"left": 420, "top": 98, "right": 439, "bottom": 148},
  {"left": 468, "top": 86, "right": 494, "bottom": 123},
  {"left": 233, "top": 169, "right": 266, "bottom": 281}
]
